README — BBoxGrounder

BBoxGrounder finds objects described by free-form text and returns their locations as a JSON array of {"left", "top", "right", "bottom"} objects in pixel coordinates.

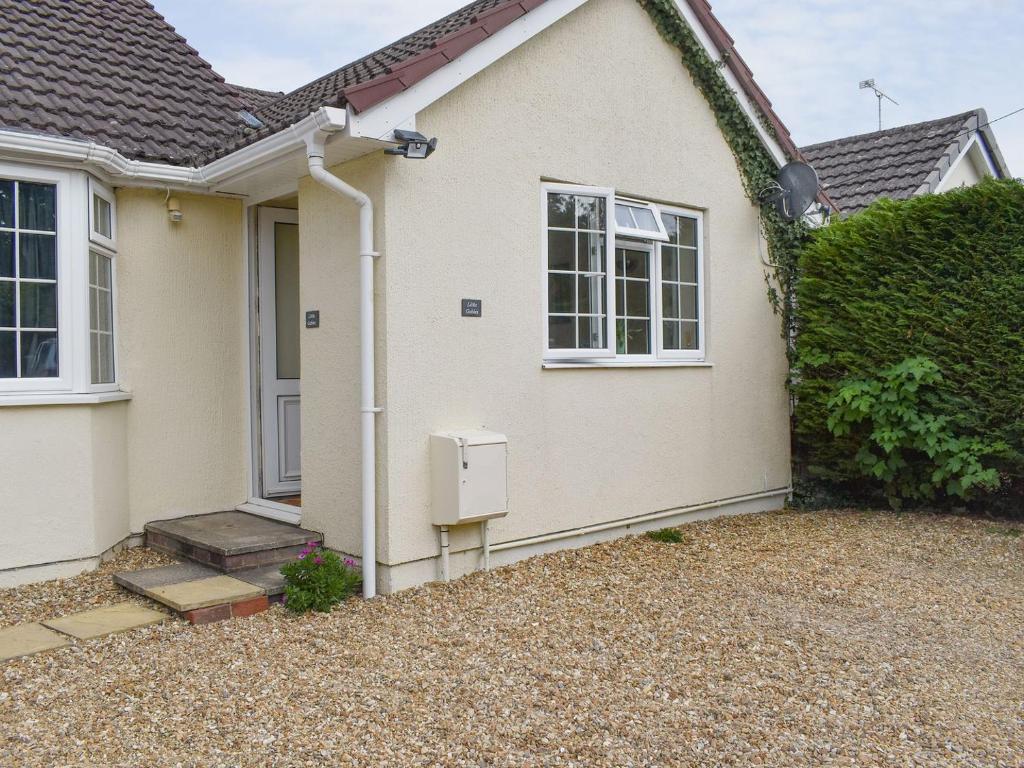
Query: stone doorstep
[
  {"left": 0, "top": 623, "right": 70, "bottom": 662},
  {"left": 145, "top": 575, "right": 265, "bottom": 613},
  {"left": 42, "top": 603, "right": 166, "bottom": 640},
  {"left": 145, "top": 511, "right": 322, "bottom": 557}
]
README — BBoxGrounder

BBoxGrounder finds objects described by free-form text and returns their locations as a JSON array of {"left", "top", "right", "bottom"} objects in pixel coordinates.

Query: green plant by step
[
  {"left": 279, "top": 543, "right": 361, "bottom": 613},
  {"left": 647, "top": 528, "right": 684, "bottom": 544},
  {"left": 826, "top": 357, "right": 1005, "bottom": 509}
]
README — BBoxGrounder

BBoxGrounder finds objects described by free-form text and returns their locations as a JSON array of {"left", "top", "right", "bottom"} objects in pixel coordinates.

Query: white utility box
[{"left": 430, "top": 430, "right": 508, "bottom": 525}]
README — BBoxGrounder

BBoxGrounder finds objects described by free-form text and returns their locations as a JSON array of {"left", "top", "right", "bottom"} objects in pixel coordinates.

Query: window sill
[
  {"left": 0, "top": 391, "right": 132, "bottom": 407},
  {"left": 542, "top": 360, "right": 712, "bottom": 369}
]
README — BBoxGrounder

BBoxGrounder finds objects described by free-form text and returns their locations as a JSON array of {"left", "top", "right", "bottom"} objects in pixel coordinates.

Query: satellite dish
[{"left": 769, "top": 162, "right": 819, "bottom": 221}]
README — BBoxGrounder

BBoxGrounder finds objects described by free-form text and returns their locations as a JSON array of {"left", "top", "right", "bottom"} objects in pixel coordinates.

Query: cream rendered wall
[
  {"left": 0, "top": 402, "right": 128, "bottom": 576},
  {"left": 378, "top": 0, "right": 790, "bottom": 568},
  {"left": 296, "top": 155, "right": 388, "bottom": 556},
  {"left": 116, "top": 190, "right": 249, "bottom": 531}
]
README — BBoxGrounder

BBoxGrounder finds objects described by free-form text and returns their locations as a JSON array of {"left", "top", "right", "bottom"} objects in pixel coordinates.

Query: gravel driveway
[{"left": 2, "top": 510, "right": 1022, "bottom": 767}]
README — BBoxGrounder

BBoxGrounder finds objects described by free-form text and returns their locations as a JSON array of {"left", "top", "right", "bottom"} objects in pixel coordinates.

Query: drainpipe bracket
[
  {"left": 362, "top": 406, "right": 384, "bottom": 414},
  {"left": 362, "top": 250, "right": 381, "bottom": 259}
]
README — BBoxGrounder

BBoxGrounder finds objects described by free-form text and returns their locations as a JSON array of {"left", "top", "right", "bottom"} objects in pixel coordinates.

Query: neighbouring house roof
[
  {"left": 229, "top": 84, "right": 286, "bottom": 113},
  {"left": 0, "top": 0, "right": 250, "bottom": 165},
  {"left": 0, "top": 0, "right": 803, "bottom": 170},
  {"left": 800, "top": 110, "right": 1011, "bottom": 214}
]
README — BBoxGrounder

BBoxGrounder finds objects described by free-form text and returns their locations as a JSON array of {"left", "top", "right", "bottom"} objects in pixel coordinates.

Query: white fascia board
[
  {"left": 346, "top": 0, "right": 590, "bottom": 142},
  {"left": 668, "top": 0, "right": 788, "bottom": 168},
  {"left": 0, "top": 107, "right": 351, "bottom": 193}
]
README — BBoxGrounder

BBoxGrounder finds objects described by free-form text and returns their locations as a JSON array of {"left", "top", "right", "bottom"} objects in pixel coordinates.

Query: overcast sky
[{"left": 157, "top": 0, "right": 1023, "bottom": 173}]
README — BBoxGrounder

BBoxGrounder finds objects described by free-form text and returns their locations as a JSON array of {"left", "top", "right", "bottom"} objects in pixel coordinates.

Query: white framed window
[
  {"left": 542, "top": 183, "right": 616, "bottom": 359},
  {"left": 89, "top": 177, "right": 116, "bottom": 251},
  {"left": 0, "top": 162, "right": 119, "bottom": 395},
  {"left": 614, "top": 199, "right": 669, "bottom": 241},
  {"left": 542, "top": 184, "right": 705, "bottom": 366}
]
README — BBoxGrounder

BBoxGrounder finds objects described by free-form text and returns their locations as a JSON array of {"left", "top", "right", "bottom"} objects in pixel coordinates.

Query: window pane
[
  {"left": 548, "top": 273, "right": 574, "bottom": 313},
  {"left": 19, "top": 183, "right": 56, "bottom": 232},
  {"left": 680, "top": 285, "right": 698, "bottom": 320},
  {"left": 96, "top": 290, "right": 112, "bottom": 332},
  {"left": 615, "top": 278, "right": 624, "bottom": 316},
  {"left": 97, "top": 253, "right": 112, "bottom": 289},
  {"left": 578, "top": 316, "right": 605, "bottom": 349},
  {"left": 677, "top": 217, "right": 697, "bottom": 247},
  {"left": 577, "top": 232, "right": 604, "bottom": 273},
  {"left": 547, "top": 193, "right": 574, "bottom": 229},
  {"left": 680, "top": 249, "right": 698, "bottom": 283},
  {"left": 661, "top": 249, "right": 678, "bottom": 282},
  {"left": 625, "top": 319, "right": 650, "bottom": 354},
  {"left": 661, "top": 213, "right": 678, "bottom": 244},
  {"left": 663, "top": 320, "right": 680, "bottom": 350},
  {"left": 21, "top": 331, "right": 58, "bottom": 377},
  {"left": 576, "top": 196, "right": 604, "bottom": 230},
  {"left": 0, "top": 330, "right": 14, "bottom": 377},
  {"left": 93, "top": 194, "right": 112, "bottom": 238},
  {"left": 547, "top": 230, "right": 574, "bottom": 270},
  {"left": 630, "top": 206, "right": 658, "bottom": 232},
  {"left": 274, "top": 223, "right": 300, "bottom": 380},
  {"left": 662, "top": 284, "right": 680, "bottom": 319},
  {"left": 0, "top": 232, "right": 12, "bottom": 277},
  {"left": 625, "top": 280, "right": 649, "bottom": 318},
  {"left": 20, "top": 282, "right": 57, "bottom": 328},
  {"left": 622, "top": 249, "right": 647, "bottom": 278},
  {"left": 95, "top": 333, "right": 114, "bottom": 384},
  {"left": 19, "top": 234, "right": 56, "bottom": 279},
  {"left": 614, "top": 204, "right": 635, "bottom": 229},
  {"left": 0, "top": 281, "right": 14, "bottom": 326},
  {"left": 0, "top": 180, "right": 13, "bottom": 228},
  {"left": 578, "top": 274, "right": 603, "bottom": 315},
  {"left": 680, "top": 321, "right": 699, "bottom": 350},
  {"left": 548, "top": 316, "right": 575, "bottom": 349}
]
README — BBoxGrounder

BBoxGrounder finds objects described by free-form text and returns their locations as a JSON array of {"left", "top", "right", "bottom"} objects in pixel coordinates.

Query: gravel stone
[{"left": 1, "top": 510, "right": 1022, "bottom": 767}]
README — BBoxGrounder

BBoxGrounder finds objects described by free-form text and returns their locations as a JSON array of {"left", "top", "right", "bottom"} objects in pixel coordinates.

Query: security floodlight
[{"left": 385, "top": 129, "right": 438, "bottom": 159}]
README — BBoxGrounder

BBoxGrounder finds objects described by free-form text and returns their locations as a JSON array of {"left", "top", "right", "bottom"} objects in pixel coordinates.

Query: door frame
[{"left": 243, "top": 205, "right": 302, "bottom": 524}]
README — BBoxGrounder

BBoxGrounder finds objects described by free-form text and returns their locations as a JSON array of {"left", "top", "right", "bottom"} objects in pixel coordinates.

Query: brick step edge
[
  {"left": 184, "top": 595, "right": 277, "bottom": 625},
  {"left": 146, "top": 531, "right": 313, "bottom": 572}
]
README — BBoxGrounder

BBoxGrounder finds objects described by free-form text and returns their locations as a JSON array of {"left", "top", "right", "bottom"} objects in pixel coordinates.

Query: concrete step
[
  {"left": 145, "top": 511, "right": 322, "bottom": 572},
  {"left": 114, "top": 561, "right": 288, "bottom": 625}
]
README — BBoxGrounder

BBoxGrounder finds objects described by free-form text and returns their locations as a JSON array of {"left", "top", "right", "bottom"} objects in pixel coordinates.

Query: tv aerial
[
  {"left": 762, "top": 161, "right": 820, "bottom": 222},
  {"left": 860, "top": 78, "right": 898, "bottom": 131}
]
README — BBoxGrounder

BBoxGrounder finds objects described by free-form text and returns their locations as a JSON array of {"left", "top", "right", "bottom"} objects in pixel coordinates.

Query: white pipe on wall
[{"left": 306, "top": 135, "right": 380, "bottom": 600}]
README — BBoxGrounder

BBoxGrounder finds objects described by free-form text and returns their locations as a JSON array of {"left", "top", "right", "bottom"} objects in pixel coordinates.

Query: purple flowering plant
[{"left": 279, "top": 540, "right": 361, "bottom": 613}]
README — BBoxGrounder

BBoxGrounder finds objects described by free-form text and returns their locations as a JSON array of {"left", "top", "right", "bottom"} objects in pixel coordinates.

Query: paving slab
[
  {"left": 113, "top": 562, "right": 219, "bottom": 596},
  {"left": 146, "top": 575, "right": 265, "bottom": 612},
  {"left": 0, "top": 623, "right": 71, "bottom": 662},
  {"left": 43, "top": 603, "right": 166, "bottom": 640},
  {"left": 233, "top": 564, "right": 287, "bottom": 597},
  {"left": 146, "top": 511, "right": 321, "bottom": 556}
]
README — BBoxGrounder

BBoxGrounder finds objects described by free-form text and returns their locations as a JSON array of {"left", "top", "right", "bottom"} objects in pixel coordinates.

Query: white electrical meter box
[{"left": 430, "top": 430, "right": 508, "bottom": 525}]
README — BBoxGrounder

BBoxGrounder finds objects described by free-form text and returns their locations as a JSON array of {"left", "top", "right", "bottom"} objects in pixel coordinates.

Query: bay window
[
  {"left": 0, "top": 163, "right": 119, "bottom": 395},
  {"left": 543, "top": 182, "right": 704, "bottom": 365}
]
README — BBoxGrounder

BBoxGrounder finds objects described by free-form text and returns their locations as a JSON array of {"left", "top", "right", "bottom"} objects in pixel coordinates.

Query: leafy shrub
[
  {"left": 280, "top": 542, "right": 361, "bottom": 613},
  {"left": 647, "top": 527, "right": 684, "bottom": 543},
  {"left": 826, "top": 357, "right": 1004, "bottom": 508},
  {"left": 794, "top": 178, "right": 1024, "bottom": 510}
]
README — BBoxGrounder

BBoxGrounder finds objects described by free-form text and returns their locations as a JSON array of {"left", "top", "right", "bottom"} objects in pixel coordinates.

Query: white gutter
[
  {"left": 0, "top": 107, "right": 354, "bottom": 190},
  {"left": 304, "top": 123, "right": 381, "bottom": 600}
]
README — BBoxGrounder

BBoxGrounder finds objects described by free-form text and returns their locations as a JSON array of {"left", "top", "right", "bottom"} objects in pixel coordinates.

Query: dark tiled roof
[
  {"left": 213, "top": 0, "right": 519, "bottom": 159},
  {"left": 229, "top": 84, "right": 285, "bottom": 112},
  {"left": 800, "top": 111, "right": 980, "bottom": 214},
  {"left": 0, "top": 0, "right": 248, "bottom": 165}
]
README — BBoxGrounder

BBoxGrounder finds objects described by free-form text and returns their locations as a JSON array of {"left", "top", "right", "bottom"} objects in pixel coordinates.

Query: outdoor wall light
[
  {"left": 385, "top": 129, "right": 438, "bottom": 160},
  {"left": 167, "top": 196, "right": 183, "bottom": 223}
]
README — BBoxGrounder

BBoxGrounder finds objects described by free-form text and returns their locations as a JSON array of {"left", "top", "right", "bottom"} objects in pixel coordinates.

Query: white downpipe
[
  {"left": 306, "top": 135, "right": 380, "bottom": 599},
  {"left": 440, "top": 526, "right": 451, "bottom": 582}
]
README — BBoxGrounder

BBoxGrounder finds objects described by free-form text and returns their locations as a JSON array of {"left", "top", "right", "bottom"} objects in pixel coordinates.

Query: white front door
[{"left": 258, "top": 208, "right": 301, "bottom": 497}]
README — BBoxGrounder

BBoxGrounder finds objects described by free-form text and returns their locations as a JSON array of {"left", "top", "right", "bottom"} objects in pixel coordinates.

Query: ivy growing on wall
[{"left": 637, "top": 0, "right": 809, "bottom": 369}]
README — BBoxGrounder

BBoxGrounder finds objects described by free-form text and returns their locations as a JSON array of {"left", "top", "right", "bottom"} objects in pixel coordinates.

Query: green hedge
[{"left": 794, "top": 178, "right": 1024, "bottom": 506}]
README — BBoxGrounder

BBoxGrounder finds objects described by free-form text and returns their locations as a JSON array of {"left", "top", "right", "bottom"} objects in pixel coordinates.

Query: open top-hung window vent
[{"left": 614, "top": 199, "right": 669, "bottom": 241}]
